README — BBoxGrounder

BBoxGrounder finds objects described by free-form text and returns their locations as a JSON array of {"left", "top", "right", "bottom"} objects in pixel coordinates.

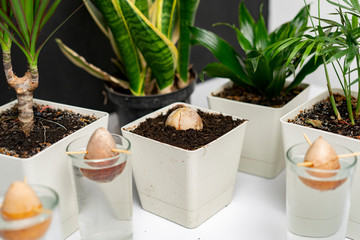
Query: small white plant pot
[
  {"left": 207, "top": 80, "right": 310, "bottom": 178},
  {"left": 121, "top": 102, "right": 247, "bottom": 228},
  {"left": 280, "top": 89, "right": 360, "bottom": 240},
  {"left": 0, "top": 99, "right": 109, "bottom": 238}
]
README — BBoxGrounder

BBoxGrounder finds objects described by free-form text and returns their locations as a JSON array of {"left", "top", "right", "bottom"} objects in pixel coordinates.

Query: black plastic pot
[{"left": 105, "top": 74, "right": 196, "bottom": 127}]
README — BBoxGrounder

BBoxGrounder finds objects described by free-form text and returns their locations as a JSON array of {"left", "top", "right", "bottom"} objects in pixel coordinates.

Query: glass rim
[
  {"left": 66, "top": 134, "right": 131, "bottom": 162},
  {"left": 286, "top": 141, "right": 358, "bottom": 174}
]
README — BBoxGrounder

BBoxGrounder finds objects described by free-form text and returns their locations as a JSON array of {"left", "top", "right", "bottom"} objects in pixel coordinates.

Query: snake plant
[
  {"left": 56, "top": 0, "right": 199, "bottom": 96},
  {"left": 189, "top": 2, "right": 322, "bottom": 99},
  {"left": 0, "top": 0, "right": 62, "bottom": 134}
]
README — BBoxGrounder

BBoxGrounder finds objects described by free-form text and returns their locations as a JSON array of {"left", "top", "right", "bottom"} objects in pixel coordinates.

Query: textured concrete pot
[
  {"left": 280, "top": 89, "right": 360, "bottom": 240},
  {"left": 0, "top": 99, "right": 108, "bottom": 238},
  {"left": 122, "top": 102, "right": 247, "bottom": 228},
  {"left": 207, "top": 80, "right": 310, "bottom": 178}
]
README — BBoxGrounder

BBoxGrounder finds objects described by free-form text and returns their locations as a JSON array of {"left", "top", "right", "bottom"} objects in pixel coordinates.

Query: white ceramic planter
[
  {"left": 121, "top": 102, "right": 247, "bottom": 228},
  {"left": 207, "top": 80, "right": 310, "bottom": 178},
  {"left": 280, "top": 89, "right": 360, "bottom": 240},
  {"left": 0, "top": 99, "right": 109, "bottom": 238}
]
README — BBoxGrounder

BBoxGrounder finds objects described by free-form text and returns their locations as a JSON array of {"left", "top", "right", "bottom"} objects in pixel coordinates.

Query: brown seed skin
[
  {"left": 81, "top": 127, "right": 126, "bottom": 182},
  {"left": 300, "top": 137, "right": 345, "bottom": 191},
  {"left": 165, "top": 107, "right": 203, "bottom": 130}
]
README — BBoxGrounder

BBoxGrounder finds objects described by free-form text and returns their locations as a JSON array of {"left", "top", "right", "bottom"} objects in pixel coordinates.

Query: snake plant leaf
[
  {"left": 157, "top": 0, "right": 177, "bottom": 38},
  {"left": 189, "top": 26, "right": 252, "bottom": 85},
  {"left": 177, "top": 0, "right": 199, "bottom": 84},
  {"left": 56, "top": 38, "right": 130, "bottom": 90},
  {"left": 238, "top": 1, "right": 255, "bottom": 46},
  {"left": 84, "top": 0, "right": 110, "bottom": 39},
  {"left": 135, "top": 0, "right": 149, "bottom": 19},
  {"left": 118, "top": 0, "right": 178, "bottom": 93},
  {"left": 92, "top": 0, "right": 144, "bottom": 95}
]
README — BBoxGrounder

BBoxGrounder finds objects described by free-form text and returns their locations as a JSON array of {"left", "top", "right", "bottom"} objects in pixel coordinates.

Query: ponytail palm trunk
[
  {"left": 0, "top": 0, "right": 61, "bottom": 135},
  {"left": 3, "top": 50, "right": 38, "bottom": 133}
]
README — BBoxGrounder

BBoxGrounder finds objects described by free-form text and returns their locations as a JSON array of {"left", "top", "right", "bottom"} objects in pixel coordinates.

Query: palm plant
[
  {"left": 273, "top": 0, "right": 360, "bottom": 125},
  {"left": 0, "top": 0, "right": 62, "bottom": 134},
  {"left": 189, "top": 2, "right": 322, "bottom": 99},
  {"left": 56, "top": 0, "right": 199, "bottom": 97}
]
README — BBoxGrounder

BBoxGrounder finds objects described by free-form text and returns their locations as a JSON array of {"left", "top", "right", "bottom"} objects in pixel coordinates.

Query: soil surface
[
  {"left": 288, "top": 94, "right": 360, "bottom": 139},
  {"left": 0, "top": 104, "right": 97, "bottom": 158},
  {"left": 214, "top": 84, "right": 305, "bottom": 108},
  {"left": 130, "top": 105, "right": 246, "bottom": 150}
]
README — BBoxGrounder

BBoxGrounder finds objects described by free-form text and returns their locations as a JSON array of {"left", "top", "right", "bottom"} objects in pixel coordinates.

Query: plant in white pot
[
  {"left": 278, "top": 0, "right": 360, "bottom": 238},
  {"left": 189, "top": 2, "right": 322, "bottom": 178},
  {"left": 56, "top": 0, "right": 200, "bottom": 127},
  {"left": 0, "top": 1, "right": 108, "bottom": 237},
  {"left": 121, "top": 102, "right": 247, "bottom": 228}
]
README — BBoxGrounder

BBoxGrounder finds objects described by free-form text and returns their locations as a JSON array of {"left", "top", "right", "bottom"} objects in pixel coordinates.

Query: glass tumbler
[
  {"left": 0, "top": 184, "right": 62, "bottom": 240},
  {"left": 286, "top": 141, "right": 357, "bottom": 240},
  {"left": 67, "top": 134, "right": 132, "bottom": 240}
]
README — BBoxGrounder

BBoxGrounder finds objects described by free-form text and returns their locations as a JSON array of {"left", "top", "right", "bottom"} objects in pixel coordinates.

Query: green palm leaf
[{"left": 189, "top": 26, "right": 250, "bottom": 84}]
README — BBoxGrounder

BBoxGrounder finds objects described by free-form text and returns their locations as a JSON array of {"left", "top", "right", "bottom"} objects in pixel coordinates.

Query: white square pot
[
  {"left": 121, "top": 102, "right": 247, "bottom": 228},
  {"left": 280, "top": 89, "right": 360, "bottom": 240},
  {"left": 207, "top": 80, "right": 310, "bottom": 178},
  {"left": 0, "top": 99, "right": 109, "bottom": 238}
]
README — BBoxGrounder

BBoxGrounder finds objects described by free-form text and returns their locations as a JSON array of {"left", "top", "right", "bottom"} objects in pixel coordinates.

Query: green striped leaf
[
  {"left": 157, "top": 0, "right": 177, "bottom": 38},
  {"left": 93, "top": 0, "right": 145, "bottom": 95},
  {"left": 177, "top": 0, "right": 199, "bottom": 83},
  {"left": 119, "top": 0, "right": 177, "bottom": 92},
  {"left": 135, "top": 0, "right": 149, "bottom": 19}
]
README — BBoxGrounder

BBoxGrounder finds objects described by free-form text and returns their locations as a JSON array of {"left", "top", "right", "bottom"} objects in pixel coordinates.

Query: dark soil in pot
[
  {"left": 130, "top": 105, "right": 246, "bottom": 150},
  {"left": 288, "top": 94, "right": 360, "bottom": 139},
  {"left": 214, "top": 84, "right": 305, "bottom": 108},
  {"left": 0, "top": 104, "right": 97, "bottom": 158}
]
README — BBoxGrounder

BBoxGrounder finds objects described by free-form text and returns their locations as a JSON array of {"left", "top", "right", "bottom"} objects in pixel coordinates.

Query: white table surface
[{"left": 66, "top": 78, "right": 351, "bottom": 240}]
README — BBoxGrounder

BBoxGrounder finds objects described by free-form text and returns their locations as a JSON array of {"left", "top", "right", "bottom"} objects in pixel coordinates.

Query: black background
[{"left": 0, "top": 0, "right": 268, "bottom": 112}]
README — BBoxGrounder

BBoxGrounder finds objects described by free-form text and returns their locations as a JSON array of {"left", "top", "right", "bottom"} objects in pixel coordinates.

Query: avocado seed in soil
[
  {"left": 299, "top": 137, "right": 346, "bottom": 191},
  {"left": 0, "top": 181, "right": 52, "bottom": 240},
  {"left": 131, "top": 105, "right": 245, "bottom": 150},
  {"left": 81, "top": 127, "right": 127, "bottom": 183}
]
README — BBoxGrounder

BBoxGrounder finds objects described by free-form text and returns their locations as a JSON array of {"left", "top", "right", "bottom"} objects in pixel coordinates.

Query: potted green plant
[
  {"left": 188, "top": 2, "right": 321, "bottom": 178},
  {"left": 56, "top": 0, "right": 199, "bottom": 126},
  {"left": 278, "top": 0, "right": 360, "bottom": 238},
  {"left": 0, "top": 1, "right": 108, "bottom": 237}
]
